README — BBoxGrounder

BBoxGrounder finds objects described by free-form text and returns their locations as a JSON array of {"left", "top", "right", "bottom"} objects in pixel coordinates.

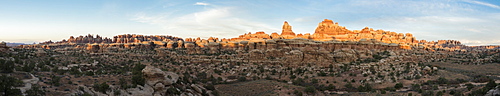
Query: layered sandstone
[
  {"left": 281, "top": 21, "right": 296, "bottom": 39},
  {"left": 314, "top": 19, "right": 352, "bottom": 35},
  {"left": 311, "top": 19, "right": 418, "bottom": 45},
  {"left": 20, "top": 19, "right": 480, "bottom": 55}
]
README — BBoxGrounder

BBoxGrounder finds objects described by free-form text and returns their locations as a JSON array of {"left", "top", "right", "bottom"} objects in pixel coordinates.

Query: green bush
[
  {"left": 237, "top": 77, "right": 247, "bottom": 82},
  {"left": 0, "top": 60, "right": 15, "bottom": 73},
  {"left": 0, "top": 75, "right": 23, "bottom": 96},
  {"left": 26, "top": 85, "right": 46, "bottom": 96},
  {"left": 167, "top": 87, "right": 181, "bottom": 95},
  {"left": 304, "top": 86, "right": 316, "bottom": 93},
  {"left": 394, "top": 83, "right": 403, "bottom": 89},
  {"left": 204, "top": 84, "right": 215, "bottom": 90},
  {"left": 311, "top": 79, "right": 319, "bottom": 84},
  {"left": 358, "top": 83, "right": 373, "bottom": 92},
  {"left": 93, "top": 82, "right": 110, "bottom": 93},
  {"left": 132, "top": 74, "right": 145, "bottom": 86},
  {"left": 465, "top": 83, "right": 474, "bottom": 90},
  {"left": 485, "top": 80, "right": 497, "bottom": 89}
]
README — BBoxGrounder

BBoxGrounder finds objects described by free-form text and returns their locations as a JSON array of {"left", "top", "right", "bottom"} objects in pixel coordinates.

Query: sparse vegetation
[{"left": 0, "top": 32, "right": 499, "bottom": 96}]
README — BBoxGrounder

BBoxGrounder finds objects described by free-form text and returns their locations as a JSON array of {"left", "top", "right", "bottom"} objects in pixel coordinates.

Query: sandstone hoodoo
[
  {"left": 281, "top": 21, "right": 296, "bottom": 39},
  {"left": 21, "top": 19, "right": 479, "bottom": 51},
  {"left": 18, "top": 19, "right": 490, "bottom": 65}
]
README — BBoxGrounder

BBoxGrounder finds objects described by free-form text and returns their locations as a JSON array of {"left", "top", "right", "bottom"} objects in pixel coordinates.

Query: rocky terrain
[{"left": 1, "top": 19, "right": 499, "bottom": 96}]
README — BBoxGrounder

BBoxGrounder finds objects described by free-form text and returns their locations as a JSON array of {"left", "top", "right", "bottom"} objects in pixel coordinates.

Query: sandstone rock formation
[
  {"left": 10, "top": 19, "right": 500, "bottom": 96},
  {"left": 142, "top": 66, "right": 179, "bottom": 86},
  {"left": 19, "top": 19, "right": 488, "bottom": 59},
  {"left": 281, "top": 21, "right": 296, "bottom": 39},
  {"left": 311, "top": 19, "right": 418, "bottom": 46},
  {"left": 314, "top": 19, "right": 352, "bottom": 36},
  {"left": 141, "top": 66, "right": 209, "bottom": 96}
]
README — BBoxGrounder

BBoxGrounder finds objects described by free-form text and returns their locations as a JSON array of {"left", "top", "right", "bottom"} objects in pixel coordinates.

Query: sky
[{"left": 0, "top": 0, "right": 499, "bottom": 46}]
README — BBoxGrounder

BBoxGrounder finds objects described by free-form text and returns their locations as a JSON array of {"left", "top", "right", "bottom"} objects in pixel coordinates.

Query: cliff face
[
  {"left": 314, "top": 19, "right": 352, "bottom": 35},
  {"left": 46, "top": 34, "right": 182, "bottom": 44},
  {"left": 310, "top": 19, "right": 418, "bottom": 45},
  {"left": 20, "top": 19, "right": 490, "bottom": 53}
]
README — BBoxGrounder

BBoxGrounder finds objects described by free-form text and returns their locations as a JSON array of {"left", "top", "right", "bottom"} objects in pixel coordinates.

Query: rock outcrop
[
  {"left": 19, "top": 19, "right": 489, "bottom": 57},
  {"left": 281, "top": 21, "right": 296, "bottom": 39},
  {"left": 314, "top": 19, "right": 352, "bottom": 36},
  {"left": 311, "top": 19, "right": 418, "bottom": 46},
  {"left": 141, "top": 66, "right": 209, "bottom": 96},
  {"left": 486, "top": 86, "right": 500, "bottom": 96},
  {"left": 142, "top": 66, "right": 179, "bottom": 87}
]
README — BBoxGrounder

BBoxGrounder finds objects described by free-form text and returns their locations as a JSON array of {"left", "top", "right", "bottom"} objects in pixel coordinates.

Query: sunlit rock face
[
  {"left": 314, "top": 19, "right": 352, "bottom": 36},
  {"left": 281, "top": 21, "right": 296, "bottom": 39},
  {"left": 19, "top": 19, "right": 491, "bottom": 58}
]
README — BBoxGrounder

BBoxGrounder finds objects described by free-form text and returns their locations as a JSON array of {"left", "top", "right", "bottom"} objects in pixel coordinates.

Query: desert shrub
[
  {"left": 0, "top": 60, "right": 15, "bottom": 73},
  {"left": 394, "top": 83, "right": 403, "bottom": 89},
  {"left": 422, "top": 90, "right": 434, "bottom": 96},
  {"left": 167, "top": 87, "right": 181, "bottom": 95},
  {"left": 132, "top": 74, "right": 145, "bottom": 86},
  {"left": 311, "top": 79, "right": 319, "bottom": 84},
  {"left": 50, "top": 75, "right": 61, "bottom": 86},
  {"left": 344, "top": 82, "right": 354, "bottom": 89},
  {"left": 465, "top": 83, "right": 474, "bottom": 90},
  {"left": 237, "top": 77, "right": 247, "bottom": 82},
  {"left": 293, "top": 90, "right": 302, "bottom": 96},
  {"left": 93, "top": 82, "right": 110, "bottom": 93},
  {"left": 0, "top": 75, "right": 23, "bottom": 96},
  {"left": 357, "top": 83, "right": 373, "bottom": 92},
  {"left": 436, "top": 77, "right": 448, "bottom": 84},
  {"left": 304, "top": 86, "right": 316, "bottom": 93},
  {"left": 204, "top": 84, "right": 215, "bottom": 90},
  {"left": 485, "top": 80, "right": 497, "bottom": 89}
]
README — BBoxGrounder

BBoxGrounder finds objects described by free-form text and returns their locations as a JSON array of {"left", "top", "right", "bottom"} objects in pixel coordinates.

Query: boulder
[
  {"left": 142, "top": 66, "right": 179, "bottom": 86},
  {"left": 126, "top": 84, "right": 155, "bottom": 96},
  {"left": 486, "top": 86, "right": 500, "bottom": 96}
]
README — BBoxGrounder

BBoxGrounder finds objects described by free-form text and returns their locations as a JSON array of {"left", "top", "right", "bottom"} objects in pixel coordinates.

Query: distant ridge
[
  {"left": 19, "top": 19, "right": 500, "bottom": 51},
  {"left": 1, "top": 42, "right": 26, "bottom": 47}
]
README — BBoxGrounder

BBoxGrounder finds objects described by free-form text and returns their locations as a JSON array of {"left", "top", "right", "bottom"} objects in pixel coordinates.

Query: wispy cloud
[
  {"left": 463, "top": 0, "right": 500, "bottom": 9},
  {"left": 132, "top": 0, "right": 500, "bottom": 45},
  {"left": 347, "top": 14, "right": 500, "bottom": 46},
  {"left": 460, "top": 40, "right": 500, "bottom": 46},
  {"left": 194, "top": 2, "right": 210, "bottom": 6},
  {"left": 131, "top": 12, "right": 173, "bottom": 25},
  {"left": 132, "top": 7, "right": 278, "bottom": 38}
]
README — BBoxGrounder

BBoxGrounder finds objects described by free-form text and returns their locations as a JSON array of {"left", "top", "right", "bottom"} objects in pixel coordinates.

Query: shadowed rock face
[{"left": 0, "top": 42, "right": 10, "bottom": 52}]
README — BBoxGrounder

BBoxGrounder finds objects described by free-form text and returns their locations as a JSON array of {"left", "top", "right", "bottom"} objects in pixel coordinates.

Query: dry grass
[
  {"left": 428, "top": 62, "right": 500, "bottom": 77},
  {"left": 215, "top": 79, "right": 305, "bottom": 96}
]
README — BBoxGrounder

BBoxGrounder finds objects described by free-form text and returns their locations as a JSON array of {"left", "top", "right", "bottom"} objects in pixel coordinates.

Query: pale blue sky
[{"left": 1, "top": 0, "right": 499, "bottom": 45}]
